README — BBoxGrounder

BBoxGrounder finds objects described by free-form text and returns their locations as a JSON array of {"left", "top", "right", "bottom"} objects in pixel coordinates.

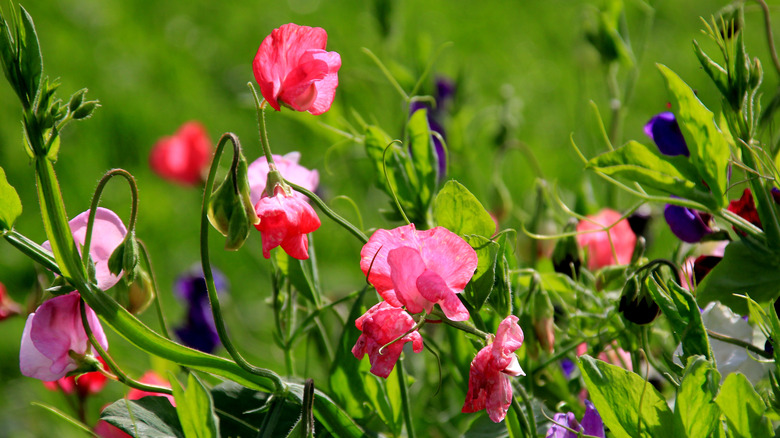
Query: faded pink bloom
[
  {"left": 42, "top": 207, "right": 127, "bottom": 291},
  {"left": 360, "top": 224, "right": 478, "bottom": 321},
  {"left": 0, "top": 282, "right": 21, "bottom": 321},
  {"left": 254, "top": 184, "right": 321, "bottom": 259},
  {"left": 20, "top": 292, "right": 108, "bottom": 381},
  {"left": 247, "top": 152, "right": 319, "bottom": 206},
  {"left": 462, "top": 316, "right": 525, "bottom": 423},
  {"left": 576, "top": 341, "right": 632, "bottom": 371},
  {"left": 43, "top": 356, "right": 108, "bottom": 397},
  {"left": 95, "top": 371, "right": 174, "bottom": 438},
  {"left": 149, "top": 121, "right": 212, "bottom": 186},
  {"left": 352, "top": 302, "right": 423, "bottom": 378},
  {"left": 253, "top": 23, "right": 341, "bottom": 115},
  {"left": 576, "top": 209, "right": 636, "bottom": 270}
]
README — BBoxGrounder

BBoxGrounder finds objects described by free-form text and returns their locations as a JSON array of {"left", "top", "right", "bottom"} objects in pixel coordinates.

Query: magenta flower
[
  {"left": 253, "top": 23, "right": 341, "bottom": 115},
  {"left": 20, "top": 292, "right": 108, "bottom": 381},
  {"left": 351, "top": 302, "right": 423, "bottom": 378},
  {"left": 576, "top": 209, "right": 636, "bottom": 270},
  {"left": 149, "top": 121, "right": 212, "bottom": 186},
  {"left": 360, "top": 224, "right": 478, "bottom": 321},
  {"left": 546, "top": 400, "right": 605, "bottom": 438},
  {"left": 247, "top": 152, "right": 319, "bottom": 206},
  {"left": 462, "top": 315, "right": 525, "bottom": 423},
  {"left": 42, "top": 208, "right": 127, "bottom": 291},
  {"left": 254, "top": 184, "right": 321, "bottom": 260}
]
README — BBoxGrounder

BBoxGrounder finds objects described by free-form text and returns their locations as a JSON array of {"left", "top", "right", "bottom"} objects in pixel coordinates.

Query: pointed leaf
[
  {"left": 463, "top": 235, "right": 499, "bottom": 310},
  {"left": 19, "top": 5, "right": 41, "bottom": 103},
  {"left": 170, "top": 373, "right": 219, "bottom": 438},
  {"left": 0, "top": 166, "right": 22, "bottom": 230},
  {"left": 673, "top": 356, "right": 721, "bottom": 438},
  {"left": 407, "top": 108, "right": 437, "bottom": 207},
  {"left": 715, "top": 373, "right": 773, "bottom": 438},
  {"left": 101, "top": 396, "right": 183, "bottom": 438},
  {"left": 433, "top": 180, "right": 495, "bottom": 237}
]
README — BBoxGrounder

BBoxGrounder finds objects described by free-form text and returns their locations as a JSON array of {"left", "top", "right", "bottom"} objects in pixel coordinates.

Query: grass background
[{"left": 0, "top": 0, "right": 776, "bottom": 435}]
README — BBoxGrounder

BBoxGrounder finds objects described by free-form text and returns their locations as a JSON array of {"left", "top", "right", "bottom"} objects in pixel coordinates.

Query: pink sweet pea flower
[
  {"left": 247, "top": 152, "right": 319, "bottom": 206},
  {"left": 254, "top": 184, "right": 321, "bottom": 260},
  {"left": 360, "top": 224, "right": 478, "bottom": 321},
  {"left": 43, "top": 356, "right": 108, "bottom": 397},
  {"left": 462, "top": 315, "right": 525, "bottom": 423},
  {"left": 576, "top": 341, "right": 632, "bottom": 371},
  {"left": 20, "top": 292, "right": 108, "bottom": 381},
  {"left": 42, "top": 207, "right": 127, "bottom": 291},
  {"left": 253, "top": 23, "right": 341, "bottom": 115},
  {"left": 352, "top": 302, "right": 423, "bottom": 378},
  {"left": 149, "top": 121, "right": 212, "bottom": 186},
  {"left": 576, "top": 209, "right": 636, "bottom": 270}
]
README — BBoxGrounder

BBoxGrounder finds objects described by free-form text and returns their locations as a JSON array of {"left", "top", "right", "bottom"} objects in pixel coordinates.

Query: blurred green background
[{"left": 0, "top": 0, "right": 775, "bottom": 435}]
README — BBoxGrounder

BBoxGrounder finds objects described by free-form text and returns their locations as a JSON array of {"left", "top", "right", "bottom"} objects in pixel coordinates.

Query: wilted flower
[
  {"left": 576, "top": 209, "right": 636, "bottom": 270},
  {"left": 351, "top": 302, "right": 423, "bottom": 378},
  {"left": 360, "top": 224, "right": 478, "bottom": 321},
  {"left": 149, "top": 121, "right": 212, "bottom": 186},
  {"left": 546, "top": 400, "right": 605, "bottom": 438},
  {"left": 20, "top": 292, "right": 108, "bottom": 381},
  {"left": 253, "top": 23, "right": 341, "bottom": 115},
  {"left": 42, "top": 207, "right": 127, "bottom": 291},
  {"left": 644, "top": 112, "right": 689, "bottom": 157},
  {"left": 247, "top": 152, "right": 319, "bottom": 206},
  {"left": 43, "top": 356, "right": 108, "bottom": 397},
  {"left": 462, "top": 316, "right": 525, "bottom": 423},
  {"left": 173, "top": 268, "right": 227, "bottom": 354},
  {"left": 254, "top": 184, "right": 321, "bottom": 260}
]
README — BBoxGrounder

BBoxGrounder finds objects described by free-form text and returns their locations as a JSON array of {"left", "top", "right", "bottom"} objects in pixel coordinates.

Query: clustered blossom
[
  {"left": 462, "top": 316, "right": 525, "bottom": 423},
  {"left": 253, "top": 23, "right": 341, "bottom": 115},
  {"left": 546, "top": 400, "right": 605, "bottom": 438},
  {"left": 149, "top": 121, "right": 212, "bottom": 186},
  {"left": 351, "top": 302, "right": 423, "bottom": 378},
  {"left": 576, "top": 209, "right": 637, "bottom": 270}
]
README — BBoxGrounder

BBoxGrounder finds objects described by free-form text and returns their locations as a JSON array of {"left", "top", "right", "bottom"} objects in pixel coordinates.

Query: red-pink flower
[
  {"left": 253, "top": 23, "right": 341, "bottom": 115},
  {"left": 462, "top": 316, "right": 525, "bottom": 423},
  {"left": 20, "top": 292, "right": 108, "bottom": 381},
  {"left": 149, "top": 121, "right": 212, "bottom": 186},
  {"left": 254, "top": 184, "right": 321, "bottom": 260},
  {"left": 360, "top": 224, "right": 478, "bottom": 321},
  {"left": 352, "top": 302, "right": 423, "bottom": 378},
  {"left": 576, "top": 341, "right": 632, "bottom": 371},
  {"left": 247, "top": 152, "right": 319, "bottom": 206},
  {"left": 43, "top": 356, "right": 108, "bottom": 397},
  {"left": 42, "top": 208, "right": 127, "bottom": 291},
  {"left": 0, "top": 282, "right": 21, "bottom": 321},
  {"left": 575, "top": 209, "right": 636, "bottom": 270}
]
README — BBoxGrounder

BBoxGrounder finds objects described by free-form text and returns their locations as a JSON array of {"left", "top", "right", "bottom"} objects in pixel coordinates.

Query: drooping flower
[
  {"left": 42, "top": 207, "right": 127, "bottom": 291},
  {"left": 546, "top": 400, "right": 605, "bottom": 438},
  {"left": 644, "top": 112, "right": 689, "bottom": 157},
  {"left": 0, "top": 282, "right": 21, "bottom": 321},
  {"left": 351, "top": 302, "right": 423, "bottom": 378},
  {"left": 462, "top": 315, "right": 525, "bottom": 423},
  {"left": 253, "top": 23, "right": 341, "bottom": 115},
  {"left": 20, "top": 292, "right": 108, "bottom": 381},
  {"left": 360, "top": 224, "right": 478, "bottom": 321},
  {"left": 149, "top": 121, "right": 212, "bottom": 186},
  {"left": 254, "top": 184, "right": 321, "bottom": 260},
  {"left": 247, "top": 152, "right": 319, "bottom": 206},
  {"left": 173, "top": 267, "right": 227, "bottom": 354},
  {"left": 43, "top": 356, "right": 109, "bottom": 397},
  {"left": 575, "top": 209, "right": 637, "bottom": 270},
  {"left": 664, "top": 203, "right": 712, "bottom": 243}
]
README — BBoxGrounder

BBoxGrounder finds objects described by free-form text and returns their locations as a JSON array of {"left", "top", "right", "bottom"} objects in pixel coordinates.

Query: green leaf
[
  {"left": 693, "top": 41, "right": 729, "bottom": 101},
  {"left": 364, "top": 368, "right": 402, "bottom": 436},
  {"left": 647, "top": 277, "right": 712, "bottom": 362},
  {"left": 211, "top": 382, "right": 296, "bottom": 438},
  {"left": 0, "top": 166, "right": 22, "bottom": 230},
  {"left": 464, "top": 413, "right": 510, "bottom": 438},
  {"left": 579, "top": 355, "right": 674, "bottom": 438},
  {"left": 657, "top": 64, "right": 730, "bottom": 207},
  {"left": 463, "top": 235, "right": 499, "bottom": 310},
  {"left": 101, "top": 396, "right": 183, "bottom": 438},
  {"left": 407, "top": 108, "right": 438, "bottom": 207},
  {"left": 19, "top": 5, "right": 41, "bottom": 103},
  {"left": 170, "top": 373, "right": 220, "bottom": 438},
  {"left": 587, "top": 140, "right": 716, "bottom": 209},
  {"left": 715, "top": 373, "right": 773, "bottom": 438},
  {"left": 673, "top": 356, "right": 721, "bottom": 438},
  {"left": 433, "top": 180, "right": 495, "bottom": 237},
  {"left": 275, "top": 249, "right": 321, "bottom": 307},
  {"left": 697, "top": 240, "right": 780, "bottom": 315}
]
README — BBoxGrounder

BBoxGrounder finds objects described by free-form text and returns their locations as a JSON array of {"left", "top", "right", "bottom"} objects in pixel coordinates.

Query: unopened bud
[
  {"left": 552, "top": 219, "right": 581, "bottom": 278},
  {"left": 126, "top": 270, "right": 155, "bottom": 315},
  {"left": 532, "top": 289, "right": 555, "bottom": 353},
  {"left": 207, "top": 152, "right": 257, "bottom": 250},
  {"left": 72, "top": 101, "right": 99, "bottom": 119},
  {"left": 618, "top": 275, "right": 660, "bottom": 325},
  {"left": 108, "top": 231, "right": 139, "bottom": 285},
  {"left": 69, "top": 89, "right": 87, "bottom": 112}
]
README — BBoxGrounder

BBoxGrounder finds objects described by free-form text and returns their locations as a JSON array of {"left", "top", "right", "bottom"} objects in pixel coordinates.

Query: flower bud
[
  {"left": 72, "top": 101, "right": 99, "bottom": 119},
  {"left": 552, "top": 219, "right": 581, "bottom": 278},
  {"left": 126, "top": 270, "right": 155, "bottom": 315},
  {"left": 68, "top": 88, "right": 87, "bottom": 113},
  {"left": 532, "top": 289, "right": 555, "bottom": 353},
  {"left": 618, "top": 275, "right": 660, "bottom": 325},
  {"left": 207, "top": 152, "right": 258, "bottom": 251},
  {"left": 108, "top": 230, "right": 139, "bottom": 286}
]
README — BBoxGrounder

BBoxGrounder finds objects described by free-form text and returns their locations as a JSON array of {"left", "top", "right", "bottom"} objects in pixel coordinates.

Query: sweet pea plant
[{"left": 3, "top": 1, "right": 780, "bottom": 437}]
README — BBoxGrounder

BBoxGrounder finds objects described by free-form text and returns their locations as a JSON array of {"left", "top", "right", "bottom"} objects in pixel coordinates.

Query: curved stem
[
  {"left": 756, "top": 0, "right": 780, "bottom": 78},
  {"left": 201, "top": 132, "right": 286, "bottom": 394},
  {"left": 285, "top": 179, "right": 369, "bottom": 244},
  {"left": 138, "top": 239, "right": 170, "bottom": 339},
  {"left": 430, "top": 308, "right": 491, "bottom": 340}
]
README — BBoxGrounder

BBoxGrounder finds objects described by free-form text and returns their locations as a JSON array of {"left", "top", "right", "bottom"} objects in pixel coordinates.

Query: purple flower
[
  {"left": 173, "top": 268, "right": 227, "bottom": 353},
  {"left": 546, "top": 400, "right": 605, "bottom": 438},
  {"left": 408, "top": 76, "right": 457, "bottom": 181},
  {"left": 664, "top": 204, "right": 712, "bottom": 243},
  {"left": 644, "top": 112, "right": 689, "bottom": 157}
]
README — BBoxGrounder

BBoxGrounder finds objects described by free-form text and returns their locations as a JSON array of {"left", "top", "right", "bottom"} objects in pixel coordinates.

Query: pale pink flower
[
  {"left": 20, "top": 292, "right": 108, "bottom": 381},
  {"left": 352, "top": 302, "right": 423, "bottom": 378},
  {"left": 247, "top": 152, "right": 319, "bottom": 206},
  {"left": 43, "top": 356, "right": 108, "bottom": 397},
  {"left": 42, "top": 207, "right": 127, "bottom": 291},
  {"left": 254, "top": 184, "right": 321, "bottom": 260},
  {"left": 576, "top": 209, "right": 636, "bottom": 270},
  {"left": 462, "top": 316, "right": 525, "bottom": 423},
  {"left": 360, "top": 224, "right": 478, "bottom": 321},
  {"left": 149, "top": 121, "right": 212, "bottom": 186},
  {"left": 576, "top": 341, "right": 632, "bottom": 371},
  {"left": 253, "top": 23, "right": 341, "bottom": 115}
]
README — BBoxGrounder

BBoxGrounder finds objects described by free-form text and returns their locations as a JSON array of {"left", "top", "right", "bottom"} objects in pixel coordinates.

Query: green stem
[
  {"left": 3, "top": 229, "right": 60, "bottom": 274},
  {"left": 285, "top": 179, "right": 369, "bottom": 244},
  {"left": 707, "top": 329, "right": 772, "bottom": 358},
  {"left": 138, "top": 239, "right": 170, "bottom": 339},
  {"left": 201, "top": 132, "right": 287, "bottom": 394},
  {"left": 430, "top": 308, "right": 490, "bottom": 340},
  {"left": 755, "top": 0, "right": 780, "bottom": 78},
  {"left": 514, "top": 383, "right": 537, "bottom": 437},
  {"left": 248, "top": 83, "right": 275, "bottom": 166},
  {"left": 510, "top": 395, "right": 532, "bottom": 437},
  {"left": 397, "top": 358, "right": 416, "bottom": 438}
]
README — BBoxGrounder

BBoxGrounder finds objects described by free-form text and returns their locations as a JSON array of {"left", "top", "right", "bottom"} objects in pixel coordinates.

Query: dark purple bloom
[
  {"left": 645, "top": 112, "right": 689, "bottom": 157},
  {"left": 173, "top": 267, "right": 227, "bottom": 353},
  {"left": 546, "top": 400, "right": 605, "bottom": 438},
  {"left": 664, "top": 204, "right": 712, "bottom": 243}
]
